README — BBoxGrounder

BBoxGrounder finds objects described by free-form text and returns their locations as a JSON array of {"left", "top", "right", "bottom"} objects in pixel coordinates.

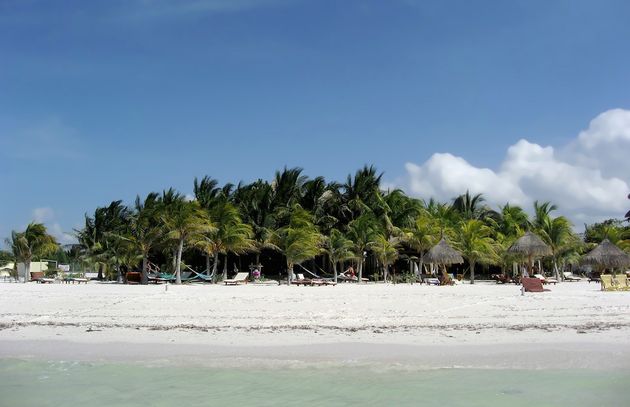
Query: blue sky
[{"left": 2, "top": 0, "right": 630, "bottom": 244}]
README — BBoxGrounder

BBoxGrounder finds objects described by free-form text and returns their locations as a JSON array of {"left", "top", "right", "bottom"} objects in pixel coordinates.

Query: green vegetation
[{"left": 4, "top": 166, "right": 629, "bottom": 284}]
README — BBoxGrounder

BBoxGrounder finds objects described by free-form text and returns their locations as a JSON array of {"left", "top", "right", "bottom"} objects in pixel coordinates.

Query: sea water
[{"left": 0, "top": 359, "right": 628, "bottom": 406}]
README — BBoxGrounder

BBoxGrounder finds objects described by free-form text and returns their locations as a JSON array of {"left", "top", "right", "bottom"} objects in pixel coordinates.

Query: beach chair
[
  {"left": 291, "top": 273, "right": 310, "bottom": 286},
  {"left": 600, "top": 275, "right": 618, "bottom": 291},
  {"left": 587, "top": 271, "right": 601, "bottom": 283},
  {"left": 30, "top": 271, "right": 55, "bottom": 283},
  {"left": 224, "top": 272, "right": 249, "bottom": 285},
  {"left": 521, "top": 277, "right": 549, "bottom": 292},
  {"left": 612, "top": 274, "right": 630, "bottom": 291},
  {"left": 562, "top": 272, "right": 582, "bottom": 282},
  {"left": 492, "top": 274, "right": 513, "bottom": 284},
  {"left": 534, "top": 274, "right": 558, "bottom": 285},
  {"left": 422, "top": 274, "right": 440, "bottom": 285},
  {"left": 125, "top": 271, "right": 142, "bottom": 284}
]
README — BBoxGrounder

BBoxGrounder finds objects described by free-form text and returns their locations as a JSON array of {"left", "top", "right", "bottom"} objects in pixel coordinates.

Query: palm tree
[
  {"left": 403, "top": 212, "right": 439, "bottom": 276},
  {"left": 197, "top": 202, "right": 255, "bottom": 281},
  {"left": 341, "top": 165, "right": 384, "bottom": 223},
  {"left": 455, "top": 219, "right": 497, "bottom": 284},
  {"left": 347, "top": 213, "right": 380, "bottom": 283},
  {"left": 272, "top": 204, "right": 322, "bottom": 284},
  {"left": 533, "top": 201, "right": 558, "bottom": 230},
  {"left": 122, "top": 193, "right": 164, "bottom": 284},
  {"left": 7, "top": 223, "right": 58, "bottom": 282},
  {"left": 162, "top": 198, "right": 215, "bottom": 284},
  {"left": 76, "top": 200, "right": 130, "bottom": 280},
  {"left": 370, "top": 234, "right": 400, "bottom": 282},
  {"left": 538, "top": 215, "right": 578, "bottom": 280},
  {"left": 324, "top": 229, "right": 355, "bottom": 283},
  {"left": 495, "top": 204, "right": 530, "bottom": 237},
  {"left": 233, "top": 179, "right": 277, "bottom": 266}
]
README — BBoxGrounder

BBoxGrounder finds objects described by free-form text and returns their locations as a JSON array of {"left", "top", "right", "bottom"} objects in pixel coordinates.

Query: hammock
[
  {"left": 184, "top": 264, "right": 214, "bottom": 282},
  {"left": 296, "top": 263, "right": 331, "bottom": 279}
]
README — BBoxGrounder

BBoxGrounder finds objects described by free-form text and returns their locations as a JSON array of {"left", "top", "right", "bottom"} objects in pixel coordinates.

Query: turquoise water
[{"left": 0, "top": 359, "right": 628, "bottom": 406}]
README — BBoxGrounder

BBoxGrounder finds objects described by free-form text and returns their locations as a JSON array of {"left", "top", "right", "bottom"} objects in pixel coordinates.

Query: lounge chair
[
  {"left": 224, "top": 272, "right": 249, "bottom": 285},
  {"left": 522, "top": 277, "right": 550, "bottom": 292},
  {"left": 534, "top": 274, "right": 558, "bottom": 285},
  {"left": 587, "top": 271, "right": 601, "bottom": 283},
  {"left": 563, "top": 272, "right": 582, "bottom": 282},
  {"left": 613, "top": 274, "right": 630, "bottom": 291},
  {"left": 125, "top": 271, "right": 142, "bottom": 284},
  {"left": 30, "top": 271, "right": 55, "bottom": 283},
  {"left": 421, "top": 274, "right": 441, "bottom": 285},
  {"left": 338, "top": 272, "right": 368, "bottom": 283},
  {"left": 492, "top": 274, "right": 513, "bottom": 284},
  {"left": 600, "top": 275, "right": 618, "bottom": 291}
]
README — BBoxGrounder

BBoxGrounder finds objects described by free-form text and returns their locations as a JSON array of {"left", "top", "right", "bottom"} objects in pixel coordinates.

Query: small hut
[
  {"left": 508, "top": 231, "right": 552, "bottom": 277},
  {"left": 581, "top": 239, "right": 630, "bottom": 274},
  {"left": 425, "top": 238, "right": 464, "bottom": 284}
]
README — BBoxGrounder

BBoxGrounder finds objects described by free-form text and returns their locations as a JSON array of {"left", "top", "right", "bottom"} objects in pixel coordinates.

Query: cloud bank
[
  {"left": 398, "top": 109, "right": 630, "bottom": 227},
  {"left": 33, "top": 207, "right": 76, "bottom": 245}
]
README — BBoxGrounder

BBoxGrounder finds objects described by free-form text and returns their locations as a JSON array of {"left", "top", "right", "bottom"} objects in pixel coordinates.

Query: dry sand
[{"left": 1, "top": 281, "right": 629, "bottom": 369}]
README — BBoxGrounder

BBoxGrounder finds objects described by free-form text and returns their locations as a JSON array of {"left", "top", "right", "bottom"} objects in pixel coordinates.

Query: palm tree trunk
[
  {"left": 553, "top": 256, "right": 560, "bottom": 281},
  {"left": 470, "top": 261, "right": 476, "bottom": 284},
  {"left": 175, "top": 238, "right": 184, "bottom": 285},
  {"left": 24, "top": 261, "right": 31, "bottom": 283},
  {"left": 333, "top": 261, "right": 338, "bottom": 283},
  {"left": 116, "top": 265, "right": 122, "bottom": 284},
  {"left": 287, "top": 262, "right": 293, "bottom": 284},
  {"left": 222, "top": 253, "right": 228, "bottom": 281},
  {"left": 141, "top": 255, "right": 148, "bottom": 285},
  {"left": 205, "top": 253, "right": 211, "bottom": 276},
  {"left": 358, "top": 259, "right": 363, "bottom": 284},
  {"left": 210, "top": 253, "right": 219, "bottom": 280}
]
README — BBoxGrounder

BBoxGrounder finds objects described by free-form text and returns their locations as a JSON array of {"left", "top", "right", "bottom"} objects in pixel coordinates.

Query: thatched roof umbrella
[
  {"left": 508, "top": 231, "right": 552, "bottom": 276},
  {"left": 426, "top": 238, "right": 464, "bottom": 265},
  {"left": 425, "top": 238, "right": 463, "bottom": 282},
  {"left": 581, "top": 239, "right": 630, "bottom": 271}
]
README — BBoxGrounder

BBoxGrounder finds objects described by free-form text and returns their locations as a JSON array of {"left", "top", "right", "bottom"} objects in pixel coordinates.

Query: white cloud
[
  {"left": 33, "top": 207, "right": 55, "bottom": 223},
  {"left": 0, "top": 117, "right": 85, "bottom": 160},
  {"left": 31, "top": 207, "right": 77, "bottom": 245},
  {"left": 117, "top": 0, "right": 295, "bottom": 20},
  {"left": 396, "top": 109, "right": 630, "bottom": 227}
]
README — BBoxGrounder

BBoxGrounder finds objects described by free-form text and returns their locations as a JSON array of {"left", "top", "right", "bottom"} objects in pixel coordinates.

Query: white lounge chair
[
  {"left": 534, "top": 274, "right": 558, "bottom": 285},
  {"left": 563, "top": 271, "right": 582, "bottom": 281},
  {"left": 224, "top": 272, "right": 249, "bottom": 285}
]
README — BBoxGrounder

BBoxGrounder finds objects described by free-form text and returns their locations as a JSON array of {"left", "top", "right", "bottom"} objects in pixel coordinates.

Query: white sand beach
[{"left": 1, "top": 281, "right": 629, "bottom": 369}]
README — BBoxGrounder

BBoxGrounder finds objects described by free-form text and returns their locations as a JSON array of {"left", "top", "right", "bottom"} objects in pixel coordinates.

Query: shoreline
[
  {"left": 1, "top": 281, "right": 629, "bottom": 369},
  {"left": 2, "top": 337, "right": 629, "bottom": 370}
]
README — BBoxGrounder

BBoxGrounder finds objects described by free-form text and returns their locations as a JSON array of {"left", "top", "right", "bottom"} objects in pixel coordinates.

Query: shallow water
[{"left": 0, "top": 359, "right": 628, "bottom": 406}]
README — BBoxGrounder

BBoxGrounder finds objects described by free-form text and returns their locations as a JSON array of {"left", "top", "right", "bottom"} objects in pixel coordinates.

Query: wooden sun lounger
[
  {"left": 224, "top": 272, "right": 249, "bottom": 285},
  {"left": 613, "top": 274, "right": 630, "bottom": 291},
  {"left": 534, "top": 274, "right": 557, "bottom": 285},
  {"left": 522, "top": 277, "right": 550, "bottom": 292},
  {"left": 563, "top": 272, "right": 582, "bottom": 282},
  {"left": 30, "top": 271, "right": 55, "bottom": 283},
  {"left": 600, "top": 275, "right": 618, "bottom": 291}
]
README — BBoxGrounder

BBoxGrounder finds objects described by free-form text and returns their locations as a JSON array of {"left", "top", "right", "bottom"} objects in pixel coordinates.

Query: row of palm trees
[{"left": 5, "top": 166, "right": 630, "bottom": 284}]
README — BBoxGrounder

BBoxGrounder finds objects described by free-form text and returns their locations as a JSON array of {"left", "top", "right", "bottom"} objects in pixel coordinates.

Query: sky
[{"left": 1, "top": 0, "right": 630, "bottom": 245}]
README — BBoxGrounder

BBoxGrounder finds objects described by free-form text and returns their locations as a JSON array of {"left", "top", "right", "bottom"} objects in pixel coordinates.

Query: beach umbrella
[
  {"left": 425, "top": 238, "right": 464, "bottom": 265},
  {"left": 425, "top": 238, "right": 463, "bottom": 281},
  {"left": 508, "top": 231, "right": 552, "bottom": 276},
  {"left": 581, "top": 239, "right": 630, "bottom": 271}
]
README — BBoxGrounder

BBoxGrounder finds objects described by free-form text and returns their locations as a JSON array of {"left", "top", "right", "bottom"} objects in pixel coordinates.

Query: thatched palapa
[
  {"left": 508, "top": 231, "right": 552, "bottom": 257},
  {"left": 425, "top": 238, "right": 464, "bottom": 265},
  {"left": 581, "top": 239, "right": 630, "bottom": 268}
]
